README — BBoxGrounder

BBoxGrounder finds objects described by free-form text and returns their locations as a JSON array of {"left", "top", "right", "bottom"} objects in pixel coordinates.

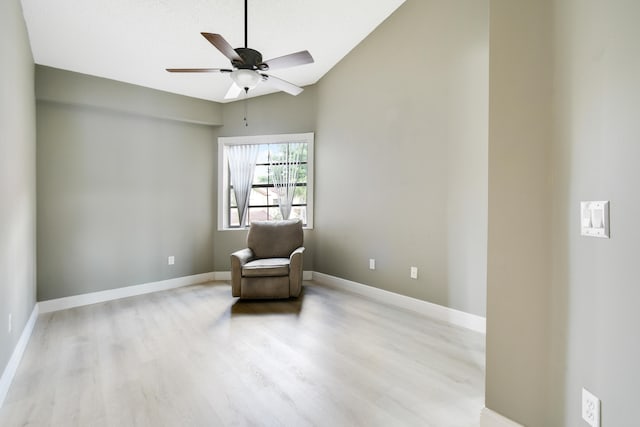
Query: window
[{"left": 218, "top": 133, "right": 314, "bottom": 230}]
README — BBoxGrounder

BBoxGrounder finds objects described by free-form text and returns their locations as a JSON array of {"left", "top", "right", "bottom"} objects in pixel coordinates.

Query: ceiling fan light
[{"left": 230, "top": 69, "right": 260, "bottom": 89}]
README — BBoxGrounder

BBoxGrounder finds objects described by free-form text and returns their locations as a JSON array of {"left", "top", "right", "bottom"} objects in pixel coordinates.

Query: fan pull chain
[{"left": 243, "top": 88, "right": 249, "bottom": 127}]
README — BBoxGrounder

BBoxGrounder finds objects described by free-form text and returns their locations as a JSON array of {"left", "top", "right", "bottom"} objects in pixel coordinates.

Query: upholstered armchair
[{"left": 230, "top": 219, "right": 305, "bottom": 299}]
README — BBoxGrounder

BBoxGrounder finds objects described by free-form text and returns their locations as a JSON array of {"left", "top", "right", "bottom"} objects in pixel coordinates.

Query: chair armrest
[
  {"left": 231, "top": 248, "right": 254, "bottom": 266},
  {"left": 290, "top": 246, "right": 305, "bottom": 260},
  {"left": 231, "top": 248, "right": 254, "bottom": 297},
  {"left": 289, "top": 247, "right": 305, "bottom": 297}
]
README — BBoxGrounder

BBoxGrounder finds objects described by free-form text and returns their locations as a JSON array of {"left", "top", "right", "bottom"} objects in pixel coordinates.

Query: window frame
[{"left": 217, "top": 132, "right": 314, "bottom": 231}]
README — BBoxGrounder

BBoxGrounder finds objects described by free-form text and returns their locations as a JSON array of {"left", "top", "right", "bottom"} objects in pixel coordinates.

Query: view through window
[{"left": 218, "top": 133, "right": 314, "bottom": 230}]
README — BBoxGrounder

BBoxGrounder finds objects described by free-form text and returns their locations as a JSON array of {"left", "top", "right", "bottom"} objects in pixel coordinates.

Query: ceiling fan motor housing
[{"left": 233, "top": 47, "right": 268, "bottom": 70}]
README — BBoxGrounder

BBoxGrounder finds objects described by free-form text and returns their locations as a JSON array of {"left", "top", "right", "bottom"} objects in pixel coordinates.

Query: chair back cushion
[{"left": 247, "top": 219, "right": 303, "bottom": 258}]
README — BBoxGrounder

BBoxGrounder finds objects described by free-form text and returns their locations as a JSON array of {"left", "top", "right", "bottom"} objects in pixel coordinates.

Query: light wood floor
[{"left": 0, "top": 282, "right": 485, "bottom": 426}]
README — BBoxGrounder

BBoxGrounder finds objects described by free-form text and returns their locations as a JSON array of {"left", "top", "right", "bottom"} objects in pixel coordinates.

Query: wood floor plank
[{"left": 0, "top": 282, "right": 485, "bottom": 426}]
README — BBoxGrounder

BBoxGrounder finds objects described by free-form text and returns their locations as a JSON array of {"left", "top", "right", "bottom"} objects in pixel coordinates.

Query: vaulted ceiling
[{"left": 21, "top": 0, "right": 405, "bottom": 102}]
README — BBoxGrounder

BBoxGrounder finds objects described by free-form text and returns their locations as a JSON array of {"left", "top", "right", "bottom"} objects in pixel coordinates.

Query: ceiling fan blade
[
  {"left": 262, "top": 74, "right": 304, "bottom": 96},
  {"left": 224, "top": 82, "right": 243, "bottom": 100},
  {"left": 263, "top": 50, "right": 314, "bottom": 71},
  {"left": 166, "top": 68, "right": 232, "bottom": 73},
  {"left": 201, "top": 33, "right": 243, "bottom": 63}
]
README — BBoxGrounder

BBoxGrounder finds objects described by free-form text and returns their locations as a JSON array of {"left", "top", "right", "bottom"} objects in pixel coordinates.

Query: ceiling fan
[{"left": 166, "top": 0, "right": 314, "bottom": 100}]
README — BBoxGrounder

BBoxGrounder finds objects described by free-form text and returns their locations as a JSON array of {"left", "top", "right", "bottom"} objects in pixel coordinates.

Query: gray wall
[
  {"left": 314, "top": 0, "right": 489, "bottom": 316},
  {"left": 548, "top": 0, "right": 640, "bottom": 425},
  {"left": 36, "top": 67, "right": 219, "bottom": 300},
  {"left": 485, "top": 0, "right": 553, "bottom": 424},
  {"left": 0, "top": 0, "right": 37, "bottom": 380},
  {"left": 486, "top": 0, "right": 640, "bottom": 426},
  {"left": 212, "top": 87, "right": 318, "bottom": 272}
]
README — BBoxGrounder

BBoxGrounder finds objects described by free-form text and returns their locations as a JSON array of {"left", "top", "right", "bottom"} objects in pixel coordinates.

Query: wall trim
[
  {"left": 0, "top": 304, "right": 39, "bottom": 408},
  {"left": 480, "top": 407, "right": 524, "bottom": 427},
  {"left": 212, "top": 271, "right": 231, "bottom": 281},
  {"left": 311, "top": 272, "right": 486, "bottom": 333},
  {"left": 38, "top": 272, "right": 217, "bottom": 313}
]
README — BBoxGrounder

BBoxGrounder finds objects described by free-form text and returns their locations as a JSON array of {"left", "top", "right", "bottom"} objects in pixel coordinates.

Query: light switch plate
[{"left": 581, "top": 201, "right": 609, "bottom": 238}]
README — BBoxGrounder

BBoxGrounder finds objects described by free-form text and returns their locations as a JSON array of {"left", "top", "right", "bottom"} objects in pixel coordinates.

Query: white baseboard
[
  {"left": 480, "top": 407, "right": 524, "bottom": 427},
  {"left": 0, "top": 303, "right": 39, "bottom": 408},
  {"left": 38, "top": 272, "right": 217, "bottom": 313},
  {"left": 311, "top": 272, "right": 486, "bottom": 334},
  {"left": 212, "top": 271, "right": 231, "bottom": 281}
]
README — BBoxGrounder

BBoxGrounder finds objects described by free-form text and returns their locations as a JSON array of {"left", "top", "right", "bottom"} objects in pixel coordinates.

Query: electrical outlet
[
  {"left": 168, "top": 256, "right": 175, "bottom": 265},
  {"left": 582, "top": 388, "right": 600, "bottom": 427},
  {"left": 410, "top": 266, "right": 418, "bottom": 279},
  {"left": 8, "top": 314, "right": 12, "bottom": 334},
  {"left": 369, "top": 259, "right": 376, "bottom": 270}
]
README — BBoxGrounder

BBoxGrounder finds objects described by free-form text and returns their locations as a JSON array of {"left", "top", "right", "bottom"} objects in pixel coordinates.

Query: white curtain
[
  {"left": 270, "top": 143, "right": 302, "bottom": 220},
  {"left": 227, "top": 144, "right": 259, "bottom": 227}
]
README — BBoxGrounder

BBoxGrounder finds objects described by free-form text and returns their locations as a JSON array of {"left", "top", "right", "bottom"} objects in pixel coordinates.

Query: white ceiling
[{"left": 21, "top": 0, "right": 405, "bottom": 103}]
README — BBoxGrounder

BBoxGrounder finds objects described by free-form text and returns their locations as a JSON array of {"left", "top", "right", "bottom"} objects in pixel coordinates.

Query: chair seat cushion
[{"left": 242, "top": 258, "right": 290, "bottom": 277}]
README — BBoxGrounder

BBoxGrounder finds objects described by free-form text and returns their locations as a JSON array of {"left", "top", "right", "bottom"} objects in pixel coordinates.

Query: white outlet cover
[
  {"left": 582, "top": 388, "right": 600, "bottom": 427},
  {"left": 410, "top": 267, "right": 418, "bottom": 279},
  {"left": 369, "top": 259, "right": 375, "bottom": 270},
  {"left": 581, "top": 201, "right": 609, "bottom": 238},
  {"left": 168, "top": 256, "right": 175, "bottom": 265}
]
